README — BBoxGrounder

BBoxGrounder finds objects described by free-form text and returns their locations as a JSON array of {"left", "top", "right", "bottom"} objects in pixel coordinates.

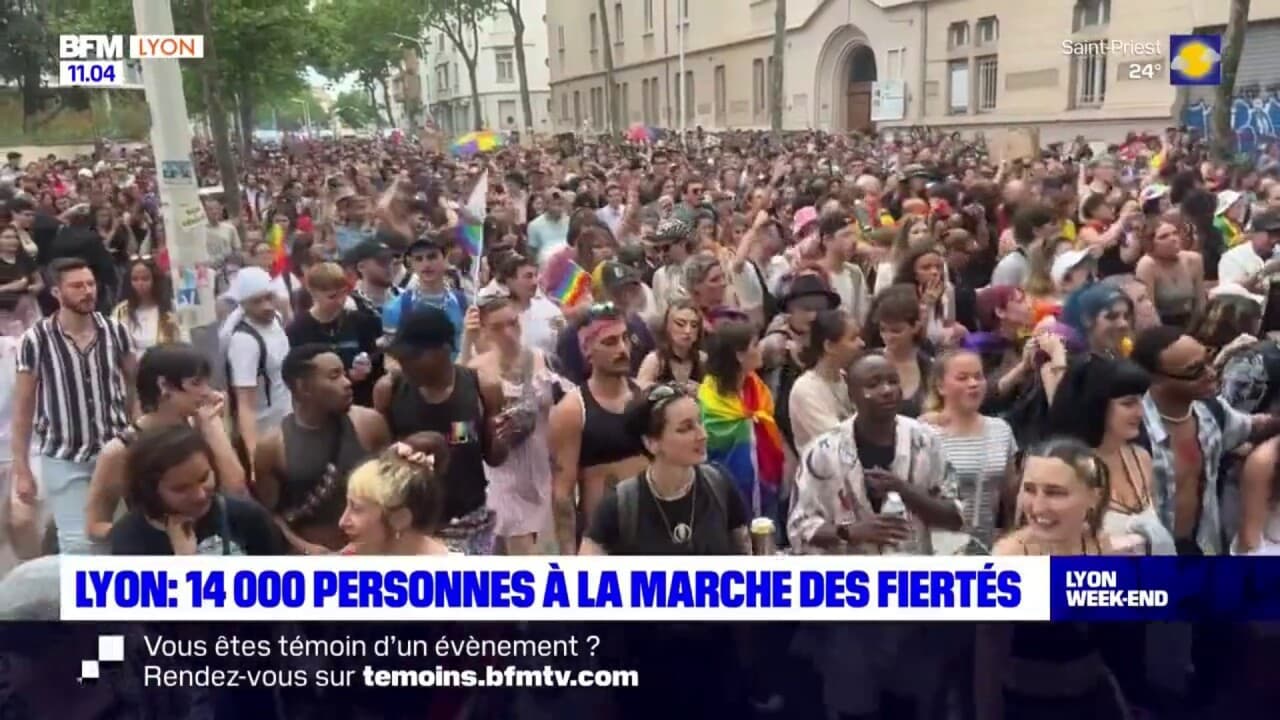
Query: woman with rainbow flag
[{"left": 698, "top": 315, "right": 786, "bottom": 525}]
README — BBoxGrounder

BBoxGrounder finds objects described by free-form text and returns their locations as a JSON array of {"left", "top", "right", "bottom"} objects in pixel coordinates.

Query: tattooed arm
[{"left": 548, "top": 390, "right": 584, "bottom": 555}]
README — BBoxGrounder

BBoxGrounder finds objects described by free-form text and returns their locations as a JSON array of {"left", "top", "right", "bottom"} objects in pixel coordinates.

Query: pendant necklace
[{"left": 647, "top": 469, "right": 696, "bottom": 545}]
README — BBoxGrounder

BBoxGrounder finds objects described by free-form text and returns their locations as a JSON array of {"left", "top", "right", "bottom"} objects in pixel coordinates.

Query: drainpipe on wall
[
  {"left": 663, "top": 0, "right": 671, "bottom": 129},
  {"left": 918, "top": 0, "right": 928, "bottom": 121}
]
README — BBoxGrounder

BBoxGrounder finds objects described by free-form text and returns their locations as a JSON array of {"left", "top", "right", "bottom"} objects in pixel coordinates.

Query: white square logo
[
  {"left": 79, "top": 660, "right": 100, "bottom": 681},
  {"left": 98, "top": 635, "right": 125, "bottom": 663}
]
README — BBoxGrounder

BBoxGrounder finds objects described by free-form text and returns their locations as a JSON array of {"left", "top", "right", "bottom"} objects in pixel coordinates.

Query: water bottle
[{"left": 880, "top": 491, "right": 907, "bottom": 555}]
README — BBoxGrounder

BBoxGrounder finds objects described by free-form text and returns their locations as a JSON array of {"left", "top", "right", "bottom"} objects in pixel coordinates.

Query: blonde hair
[
  {"left": 305, "top": 261, "right": 348, "bottom": 292},
  {"left": 346, "top": 433, "right": 448, "bottom": 532},
  {"left": 922, "top": 349, "right": 980, "bottom": 414}
]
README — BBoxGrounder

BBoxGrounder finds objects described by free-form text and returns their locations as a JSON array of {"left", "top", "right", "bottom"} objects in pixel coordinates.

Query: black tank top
[
  {"left": 279, "top": 413, "right": 369, "bottom": 527},
  {"left": 387, "top": 367, "right": 488, "bottom": 520},
  {"left": 579, "top": 380, "right": 645, "bottom": 469}
]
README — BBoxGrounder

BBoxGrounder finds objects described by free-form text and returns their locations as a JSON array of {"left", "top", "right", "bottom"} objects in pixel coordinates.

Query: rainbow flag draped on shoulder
[{"left": 698, "top": 373, "right": 785, "bottom": 518}]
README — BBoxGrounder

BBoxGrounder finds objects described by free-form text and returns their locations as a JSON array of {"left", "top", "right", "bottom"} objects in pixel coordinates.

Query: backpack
[
  {"left": 617, "top": 464, "right": 734, "bottom": 552},
  {"left": 225, "top": 321, "right": 271, "bottom": 419}
]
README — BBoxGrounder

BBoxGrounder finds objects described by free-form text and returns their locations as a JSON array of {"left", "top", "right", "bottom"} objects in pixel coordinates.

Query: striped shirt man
[{"left": 17, "top": 312, "right": 134, "bottom": 463}]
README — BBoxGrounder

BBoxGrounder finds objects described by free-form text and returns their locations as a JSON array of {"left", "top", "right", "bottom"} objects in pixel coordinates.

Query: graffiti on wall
[{"left": 1180, "top": 85, "right": 1280, "bottom": 154}]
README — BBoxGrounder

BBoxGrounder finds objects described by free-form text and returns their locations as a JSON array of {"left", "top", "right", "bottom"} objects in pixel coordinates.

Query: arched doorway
[{"left": 845, "top": 46, "right": 877, "bottom": 132}]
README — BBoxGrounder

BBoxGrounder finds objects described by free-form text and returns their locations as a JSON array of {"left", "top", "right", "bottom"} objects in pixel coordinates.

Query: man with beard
[
  {"left": 345, "top": 238, "right": 401, "bottom": 318},
  {"left": 253, "top": 344, "right": 391, "bottom": 554},
  {"left": 549, "top": 303, "right": 649, "bottom": 554},
  {"left": 10, "top": 258, "right": 137, "bottom": 554}
]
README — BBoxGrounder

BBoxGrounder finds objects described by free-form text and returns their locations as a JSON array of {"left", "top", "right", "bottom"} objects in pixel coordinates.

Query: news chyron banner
[
  {"left": 62, "top": 555, "right": 1280, "bottom": 623},
  {"left": 58, "top": 34, "right": 204, "bottom": 87}
]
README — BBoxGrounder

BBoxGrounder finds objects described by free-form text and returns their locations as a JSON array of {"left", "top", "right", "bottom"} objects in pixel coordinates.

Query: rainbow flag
[
  {"left": 267, "top": 223, "right": 288, "bottom": 276},
  {"left": 549, "top": 263, "right": 590, "bottom": 307},
  {"left": 456, "top": 223, "right": 483, "bottom": 257},
  {"left": 540, "top": 248, "right": 590, "bottom": 307},
  {"left": 698, "top": 373, "right": 785, "bottom": 518}
]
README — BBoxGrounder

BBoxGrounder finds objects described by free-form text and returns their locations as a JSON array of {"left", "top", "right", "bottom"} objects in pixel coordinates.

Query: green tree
[
  {"left": 425, "top": 0, "right": 497, "bottom": 131},
  {"left": 332, "top": 88, "right": 378, "bottom": 129},
  {"left": 309, "top": 0, "right": 423, "bottom": 129},
  {"left": 0, "top": 0, "right": 65, "bottom": 133}
]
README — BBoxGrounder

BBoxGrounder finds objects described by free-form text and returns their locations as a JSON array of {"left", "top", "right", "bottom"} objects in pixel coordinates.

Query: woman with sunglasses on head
[
  {"left": 109, "top": 424, "right": 280, "bottom": 556},
  {"left": 469, "top": 286, "right": 568, "bottom": 555},
  {"left": 636, "top": 299, "right": 706, "bottom": 394},
  {"left": 87, "top": 343, "right": 246, "bottom": 545},
  {"left": 339, "top": 432, "right": 456, "bottom": 555},
  {"left": 979, "top": 438, "right": 1128, "bottom": 720},
  {"left": 582, "top": 383, "right": 748, "bottom": 555},
  {"left": 111, "top": 256, "right": 180, "bottom": 353}
]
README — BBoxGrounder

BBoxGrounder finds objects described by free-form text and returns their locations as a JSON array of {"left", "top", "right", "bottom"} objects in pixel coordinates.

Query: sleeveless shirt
[
  {"left": 279, "top": 413, "right": 369, "bottom": 527},
  {"left": 387, "top": 367, "right": 488, "bottom": 520}
]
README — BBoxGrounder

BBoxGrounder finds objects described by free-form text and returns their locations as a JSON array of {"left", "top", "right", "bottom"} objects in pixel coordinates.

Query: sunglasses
[
  {"left": 646, "top": 382, "right": 689, "bottom": 410},
  {"left": 129, "top": 254, "right": 154, "bottom": 262},
  {"left": 1159, "top": 363, "right": 1209, "bottom": 382},
  {"left": 587, "top": 301, "right": 621, "bottom": 321}
]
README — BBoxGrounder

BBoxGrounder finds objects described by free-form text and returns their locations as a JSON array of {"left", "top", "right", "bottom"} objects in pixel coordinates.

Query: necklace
[
  {"left": 646, "top": 469, "right": 696, "bottom": 545},
  {"left": 1159, "top": 409, "right": 1192, "bottom": 424}
]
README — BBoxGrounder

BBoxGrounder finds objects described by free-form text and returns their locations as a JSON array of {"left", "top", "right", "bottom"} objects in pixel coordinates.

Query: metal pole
[
  {"left": 131, "top": 0, "right": 214, "bottom": 340},
  {"left": 678, "top": 7, "right": 685, "bottom": 142}
]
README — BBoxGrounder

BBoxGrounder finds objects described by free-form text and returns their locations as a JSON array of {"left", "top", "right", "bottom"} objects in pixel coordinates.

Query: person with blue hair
[{"left": 1060, "top": 281, "right": 1135, "bottom": 358}]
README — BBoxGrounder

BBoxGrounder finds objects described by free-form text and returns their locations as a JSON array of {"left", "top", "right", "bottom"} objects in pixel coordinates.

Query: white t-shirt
[
  {"left": 1218, "top": 242, "right": 1264, "bottom": 286},
  {"left": 227, "top": 317, "right": 292, "bottom": 434},
  {"left": 130, "top": 306, "right": 161, "bottom": 353}
]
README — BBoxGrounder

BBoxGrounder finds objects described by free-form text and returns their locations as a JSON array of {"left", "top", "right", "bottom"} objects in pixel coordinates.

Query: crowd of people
[{"left": 0, "top": 126, "right": 1278, "bottom": 717}]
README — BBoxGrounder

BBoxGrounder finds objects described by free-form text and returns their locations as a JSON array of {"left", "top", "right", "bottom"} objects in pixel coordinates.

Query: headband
[{"left": 577, "top": 315, "right": 627, "bottom": 359}]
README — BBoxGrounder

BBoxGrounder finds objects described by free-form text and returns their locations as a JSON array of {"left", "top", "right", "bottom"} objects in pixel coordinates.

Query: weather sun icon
[{"left": 1169, "top": 35, "right": 1222, "bottom": 86}]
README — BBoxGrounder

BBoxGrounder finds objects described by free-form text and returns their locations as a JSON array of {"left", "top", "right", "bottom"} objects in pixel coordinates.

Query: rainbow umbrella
[{"left": 450, "top": 130, "right": 503, "bottom": 157}]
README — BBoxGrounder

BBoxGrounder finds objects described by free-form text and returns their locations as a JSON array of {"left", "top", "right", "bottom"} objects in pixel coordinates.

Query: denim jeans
[{"left": 40, "top": 456, "right": 103, "bottom": 555}]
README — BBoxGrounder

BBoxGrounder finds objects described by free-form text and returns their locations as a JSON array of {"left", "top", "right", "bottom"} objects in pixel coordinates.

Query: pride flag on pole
[
  {"left": 456, "top": 171, "right": 487, "bottom": 257},
  {"left": 267, "top": 223, "right": 289, "bottom": 276}
]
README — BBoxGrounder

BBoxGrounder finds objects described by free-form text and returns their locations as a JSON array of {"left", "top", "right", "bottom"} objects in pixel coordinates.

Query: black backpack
[
  {"left": 225, "top": 321, "right": 272, "bottom": 417},
  {"left": 616, "top": 464, "right": 735, "bottom": 553}
]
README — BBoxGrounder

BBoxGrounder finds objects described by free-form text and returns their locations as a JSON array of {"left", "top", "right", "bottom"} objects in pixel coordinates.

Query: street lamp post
[
  {"left": 131, "top": 0, "right": 214, "bottom": 339},
  {"left": 291, "top": 98, "right": 312, "bottom": 136}
]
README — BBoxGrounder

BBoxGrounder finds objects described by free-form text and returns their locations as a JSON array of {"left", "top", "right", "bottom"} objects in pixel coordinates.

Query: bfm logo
[{"left": 59, "top": 35, "right": 205, "bottom": 60}]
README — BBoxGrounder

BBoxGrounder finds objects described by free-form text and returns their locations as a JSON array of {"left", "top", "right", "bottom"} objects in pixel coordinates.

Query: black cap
[
  {"left": 407, "top": 231, "right": 450, "bottom": 254},
  {"left": 596, "top": 260, "right": 641, "bottom": 295},
  {"left": 342, "top": 238, "right": 393, "bottom": 266},
  {"left": 388, "top": 306, "right": 456, "bottom": 358},
  {"left": 1254, "top": 209, "right": 1280, "bottom": 232}
]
